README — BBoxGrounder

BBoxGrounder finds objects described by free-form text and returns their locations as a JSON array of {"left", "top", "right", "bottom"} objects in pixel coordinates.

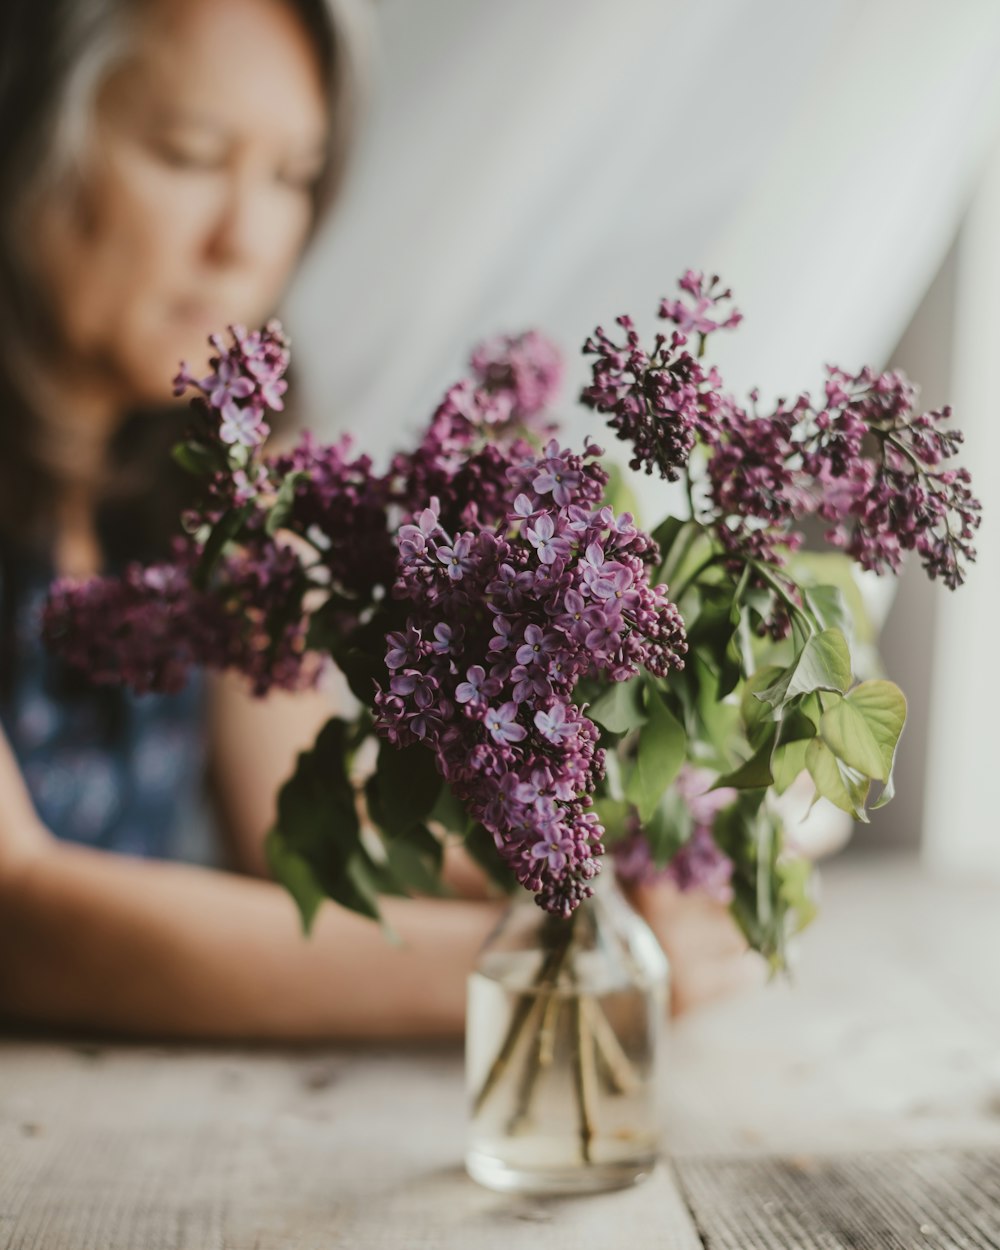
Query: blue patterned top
[{"left": 0, "top": 551, "right": 211, "bottom": 861}]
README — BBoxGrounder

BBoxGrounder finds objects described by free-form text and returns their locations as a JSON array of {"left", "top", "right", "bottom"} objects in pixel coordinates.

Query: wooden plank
[
  {"left": 674, "top": 1149, "right": 1000, "bottom": 1250},
  {"left": 664, "top": 853, "right": 1000, "bottom": 1158},
  {"left": 2, "top": 854, "right": 999, "bottom": 1244},
  {"left": 0, "top": 1040, "right": 702, "bottom": 1249}
]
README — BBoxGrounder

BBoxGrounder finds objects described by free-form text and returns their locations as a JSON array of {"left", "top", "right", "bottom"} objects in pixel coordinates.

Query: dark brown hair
[{"left": 0, "top": 0, "right": 366, "bottom": 560}]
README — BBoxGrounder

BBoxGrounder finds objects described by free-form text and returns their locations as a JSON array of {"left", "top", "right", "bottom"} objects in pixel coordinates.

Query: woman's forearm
[{"left": 0, "top": 842, "right": 503, "bottom": 1042}]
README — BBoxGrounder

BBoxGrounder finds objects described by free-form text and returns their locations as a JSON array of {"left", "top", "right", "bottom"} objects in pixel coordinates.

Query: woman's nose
[{"left": 203, "top": 170, "right": 276, "bottom": 271}]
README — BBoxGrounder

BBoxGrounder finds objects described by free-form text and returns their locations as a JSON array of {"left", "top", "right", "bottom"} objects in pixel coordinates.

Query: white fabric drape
[
  {"left": 289, "top": 0, "right": 1000, "bottom": 448},
  {"left": 284, "top": 0, "right": 1000, "bottom": 862}
]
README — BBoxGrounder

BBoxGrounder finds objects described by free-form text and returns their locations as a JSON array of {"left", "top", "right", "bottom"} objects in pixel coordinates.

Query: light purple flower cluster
[
  {"left": 173, "top": 320, "right": 290, "bottom": 450},
  {"left": 579, "top": 270, "right": 737, "bottom": 480},
  {"left": 375, "top": 439, "right": 687, "bottom": 917},
  {"left": 613, "top": 765, "right": 735, "bottom": 904},
  {"left": 386, "top": 330, "right": 564, "bottom": 535},
  {"left": 469, "top": 329, "right": 564, "bottom": 425}
]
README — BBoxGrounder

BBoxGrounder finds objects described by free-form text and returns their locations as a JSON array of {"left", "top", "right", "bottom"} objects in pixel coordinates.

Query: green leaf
[
  {"left": 463, "top": 823, "right": 518, "bottom": 895},
  {"left": 427, "top": 783, "right": 469, "bottom": 836},
  {"left": 194, "top": 504, "right": 252, "bottom": 590},
  {"left": 843, "top": 680, "right": 907, "bottom": 779},
  {"left": 789, "top": 551, "right": 875, "bottom": 644},
  {"left": 714, "top": 726, "right": 776, "bottom": 790},
  {"left": 265, "top": 470, "right": 305, "bottom": 536},
  {"left": 805, "top": 738, "right": 870, "bottom": 821},
  {"left": 271, "top": 717, "right": 381, "bottom": 932},
  {"left": 373, "top": 741, "right": 442, "bottom": 837},
  {"left": 778, "top": 855, "right": 818, "bottom": 935},
  {"left": 655, "top": 519, "right": 713, "bottom": 587},
  {"left": 588, "top": 678, "right": 647, "bottom": 735},
  {"left": 381, "top": 824, "right": 448, "bottom": 897},
  {"left": 171, "top": 440, "right": 219, "bottom": 477},
  {"left": 740, "top": 670, "right": 780, "bottom": 745},
  {"left": 756, "top": 629, "right": 852, "bottom": 710},
  {"left": 803, "top": 583, "right": 852, "bottom": 640},
  {"left": 624, "top": 689, "right": 686, "bottom": 822},
  {"left": 741, "top": 666, "right": 783, "bottom": 748},
  {"left": 642, "top": 788, "right": 694, "bottom": 867},
  {"left": 591, "top": 796, "right": 633, "bottom": 844},
  {"left": 649, "top": 516, "right": 687, "bottom": 565},
  {"left": 265, "top": 828, "right": 326, "bottom": 936},
  {"left": 819, "top": 695, "right": 886, "bottom": 780},
  {"left": 771, "top": 738, "right": 810, "bottom": 795}
]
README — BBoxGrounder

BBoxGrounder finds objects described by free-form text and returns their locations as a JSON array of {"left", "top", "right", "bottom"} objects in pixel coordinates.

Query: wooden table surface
[{"left": 2, "top": 851, "right": 999, "bottom": 1249}]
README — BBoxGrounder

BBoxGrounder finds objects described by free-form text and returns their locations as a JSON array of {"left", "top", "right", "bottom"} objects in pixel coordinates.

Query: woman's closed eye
[
  {"left": 276, "top": 156, "right": 325, "bottom": 194},
  {"left": 151, "top": 135, "right": 229, "bottom": 172}
]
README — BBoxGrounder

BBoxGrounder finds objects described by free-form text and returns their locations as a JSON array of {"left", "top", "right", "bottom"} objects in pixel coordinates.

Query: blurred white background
[{"left": 285, "top": 0, "right": 1000, "bottom": 871}]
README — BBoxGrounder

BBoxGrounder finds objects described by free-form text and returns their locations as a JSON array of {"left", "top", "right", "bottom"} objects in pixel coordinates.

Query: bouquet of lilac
[{"left": 44, "top": 273, "right": 980, "bottom": 971}]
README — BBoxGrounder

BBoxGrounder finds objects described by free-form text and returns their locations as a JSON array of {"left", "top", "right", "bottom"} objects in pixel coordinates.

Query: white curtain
[{"left": 285, "top": 0, "right": 1000, "bottom": 863}]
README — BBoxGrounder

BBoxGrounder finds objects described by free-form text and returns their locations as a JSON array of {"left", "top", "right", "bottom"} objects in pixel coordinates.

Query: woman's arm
[
  {"left": 0, "top": 839, "right": 503, "bottom": 1042},
  {"left": 0, "top": 717, "right": 503, "bottom": 1041}
]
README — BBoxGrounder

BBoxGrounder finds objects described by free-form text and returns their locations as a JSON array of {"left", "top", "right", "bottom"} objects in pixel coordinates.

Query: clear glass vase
[{"left": 465, "top": 868, "right": 670, "bottom": 1195}]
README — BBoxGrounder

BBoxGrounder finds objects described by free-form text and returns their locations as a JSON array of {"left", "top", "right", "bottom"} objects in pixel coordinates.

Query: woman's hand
[{"left": 625, "top": 878, "right": 767, "bottom": 1017}]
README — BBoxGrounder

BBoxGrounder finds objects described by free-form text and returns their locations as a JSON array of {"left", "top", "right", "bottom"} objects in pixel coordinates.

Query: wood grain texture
[
  {"left": 675, "top": 1150, "right": 1000, "bottom": 1250},
  {"left": 664, "top": 854, "right": 1000, "bottom": 1159},
  {"left": 1, "top": 853, "right": 999, "bottom": 1247},
  {"left": 0, "top": 1042, "right": 700, "bottom": 1249}
]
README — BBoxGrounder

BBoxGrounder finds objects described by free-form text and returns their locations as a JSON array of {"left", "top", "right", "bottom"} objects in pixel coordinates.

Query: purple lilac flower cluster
[
  {"left": 43, "top": 326, "right": 568, "bottom": 711},
  {"left": 469, "top": 329, "right": 563, "bottom": 425},
  {"left": 268, "top": 432, "right": 398, "bottom": 599},
  {"left": 42, "top": 538, "right": 315, "bottom": 698},
  {"left": 173, "top": 320, "right": 290, "bottom": 450},
  {"left": 588, "top": 273, "right": 980, "bottom": 615},
  {"left": 375, "top": 440, "right": 687, "bottom": 917},
  {"left": 804, "top": 365, "right": 981, "bottom": 589},
  {"left": 580, "top": 271, "right": 737, "bottom": 480},
  {"left": 613, "top": 765, "right": 736, "bottom": 904},
  {"left": 698, "top": 366, "right": 981, "bottom": 609},
  {"left": 385, "top": 331, "right": 564, "bottom": 535}
]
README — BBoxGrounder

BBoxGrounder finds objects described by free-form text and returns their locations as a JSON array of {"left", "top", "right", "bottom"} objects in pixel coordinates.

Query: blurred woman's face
[{"left": 34, "top": 0, "right": 328, "bottom": 406}]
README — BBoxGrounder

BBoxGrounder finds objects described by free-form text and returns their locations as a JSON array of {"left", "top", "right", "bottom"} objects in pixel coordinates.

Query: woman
[{"left": 0, "top": 0, "right": 760, "bottom": 1041}]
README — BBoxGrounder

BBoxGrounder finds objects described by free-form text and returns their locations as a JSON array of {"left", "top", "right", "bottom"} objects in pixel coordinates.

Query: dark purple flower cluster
[
  {"left": 43, "top": 552, "right": 204, "bottom": 695},
  {"left": 613, "top": 765, "right": 735, "bottom": 903},
  {"left": 174, "top": 320, "right": 290, "bottom": 449},
  {"left": 690, "top": 365, "right": 979, "bottom": 611},
  {"left": 267, "top": 431, "right": 397, "bottom": 599},
  {"left": 804, "top": 365, "right": 981, "bottom": 589},
  {"left": 385, "top": 382, "right": 532, "bottom": 535},
  {"left": 375, "top": 439, "right": 687, "bottom": 917},
  {"left": 41, "top": 539, "right": 315, "bottom": 698},
  {"left": 704, "top": 391, "right": 810, "bottom": 566},
  {"left": 579, "top": 271, "right": 737, "bottom": 481}
]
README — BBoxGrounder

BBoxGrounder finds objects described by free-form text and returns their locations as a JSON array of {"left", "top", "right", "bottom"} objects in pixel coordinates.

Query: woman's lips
[{"left": 171, "top": 300, "right": 232, "bottom": 332}]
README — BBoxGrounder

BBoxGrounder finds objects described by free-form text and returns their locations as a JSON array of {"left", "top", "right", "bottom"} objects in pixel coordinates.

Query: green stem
[
  {"left": 571, "top": 996, "right": 598, "bottom": 1163},
  {"left": 750, "top": 561, "right": 816, "bottom": 632},
  {"left": 472, "top": 917, "right": 575, "bottom": 1117},
  {"left": 670, "top": 551, "right": 721, "bottom": 602}
]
